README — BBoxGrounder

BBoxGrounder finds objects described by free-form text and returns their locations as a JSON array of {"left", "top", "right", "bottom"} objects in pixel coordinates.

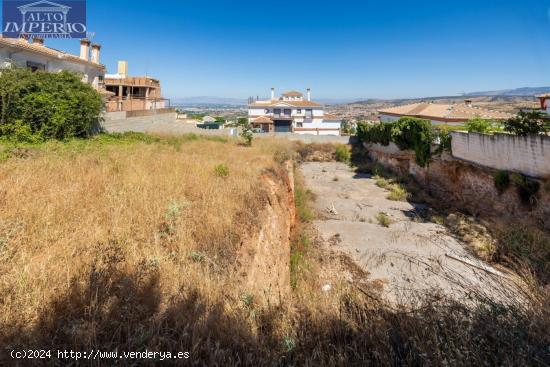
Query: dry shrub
[{"left": 294, "top": 141, "right": 339, "bottom": 162}]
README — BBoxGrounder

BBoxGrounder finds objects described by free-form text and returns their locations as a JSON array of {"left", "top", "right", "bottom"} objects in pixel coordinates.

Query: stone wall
[{"left": 451, "top": 132, "right": 550, "bottom": 178}]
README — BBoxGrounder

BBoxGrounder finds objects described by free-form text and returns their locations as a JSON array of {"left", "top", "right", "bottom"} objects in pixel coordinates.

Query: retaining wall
[{"left": 451, "top": 132, "right": 550, "bottom": 178}]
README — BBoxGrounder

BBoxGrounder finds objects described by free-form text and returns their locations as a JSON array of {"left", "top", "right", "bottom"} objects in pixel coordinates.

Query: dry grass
[
  {"left": 0, "top": 134, "right": 548, "bottom": 366},
  {"left": 0, "top": 133, "right": 295, "bottom": 359}
]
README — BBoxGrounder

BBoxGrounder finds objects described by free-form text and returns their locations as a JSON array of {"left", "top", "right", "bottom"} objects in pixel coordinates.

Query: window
[
  {"left": 284, "top": 109, "right": 291, "bottom": 117},
  {"left": 297, "top": 109, "right": 302, "bottom": 114},
  {"left": 305, "top": 109, "right": 313, "bottom": 118},
  {"left": 296, "top": 122, "right": 303, "bottom": 127},
  {"left": 274, "top": 108, "right": 281, "bottom": 116},
  {"left": 264, "top": 109, "right": 270, "bottom": 114}
]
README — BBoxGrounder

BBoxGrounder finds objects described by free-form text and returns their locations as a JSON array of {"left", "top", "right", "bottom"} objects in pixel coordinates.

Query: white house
[
  {"left": 0, "top": 36, "right": 105, "bottom": 89},
  {"left": 248, "top": 88, "right": 341, "bottom": 135}
]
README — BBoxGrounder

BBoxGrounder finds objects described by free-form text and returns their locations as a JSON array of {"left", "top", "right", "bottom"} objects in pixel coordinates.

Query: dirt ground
[{"left": 301, "top": 162, "right": 525, "bottom": 305}]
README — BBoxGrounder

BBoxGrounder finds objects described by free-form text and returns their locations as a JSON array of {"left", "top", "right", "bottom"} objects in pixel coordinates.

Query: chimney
[
  {"left": 117, "top": 60, "right": 128, "bottom": 78},
  {"left": 464, "top": 99, "right": 472, "bottom": 107},
  {"left": 271, "top": 87, "right": 275, "bottom": 100},
  {"left": 79, "top": 39, "right": 90, "bottom": 61},
  {"left": 91, "top": 43, "right": 101, "bottom": 63},
  {"left": 307, "top": 88, "right": 311, "bottom": 101},
  {"left": 32, "top": 37, "right": 44, "bottom": 45}
]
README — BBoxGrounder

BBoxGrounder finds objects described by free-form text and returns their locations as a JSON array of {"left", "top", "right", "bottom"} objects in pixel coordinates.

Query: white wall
[{"left": 451, "top": 132, "right": 550, "bottom": 178}]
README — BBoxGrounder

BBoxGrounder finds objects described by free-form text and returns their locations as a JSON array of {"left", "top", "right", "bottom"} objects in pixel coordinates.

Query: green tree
[
  {"left": 504, "top": 111, "right": 549, "bottom": 136},
  {"left": 237, "top": 118, "right": 253, "bottom": 146},
  {"left": 0, "top": 68, "right": 103, "bottom": 141},
  {"left": 465, "top": 117, "right": 493, "bottom": 133},
  {"left": 390, "top": 117, "right": 434, "bottom": 167}
]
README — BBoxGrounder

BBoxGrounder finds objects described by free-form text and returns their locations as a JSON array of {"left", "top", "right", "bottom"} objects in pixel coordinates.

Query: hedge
[
  {"left": 0, "top": 68, "right": 103, "bottom": 142},
  {"left": 357, "top": 117, "right": 435, "bottom": 167}
]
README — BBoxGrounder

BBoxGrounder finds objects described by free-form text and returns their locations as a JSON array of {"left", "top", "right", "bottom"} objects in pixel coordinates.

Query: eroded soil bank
[{"left": 301, "top": 161, "right": 526, "bottom": 304}]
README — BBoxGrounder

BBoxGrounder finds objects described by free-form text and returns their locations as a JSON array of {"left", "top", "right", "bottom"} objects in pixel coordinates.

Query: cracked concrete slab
[{"left": 301, "top": 161, "right": 525, "bottom": 305}]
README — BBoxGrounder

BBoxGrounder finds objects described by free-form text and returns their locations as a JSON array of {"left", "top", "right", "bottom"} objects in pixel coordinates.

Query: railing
[{"left": 104, "top": 77, "right": 160, "bottom": 88}]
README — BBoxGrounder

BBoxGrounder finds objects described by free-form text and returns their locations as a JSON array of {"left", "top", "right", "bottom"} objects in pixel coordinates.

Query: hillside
[
  {"left": 465, "top": 86, "right": 550, "bottom": 97},
  {"left": 341, "top": 95, "right": 539, "bottom": 115}
]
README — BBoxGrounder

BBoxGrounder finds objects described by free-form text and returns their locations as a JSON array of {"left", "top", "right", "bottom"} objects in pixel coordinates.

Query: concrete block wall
[
  {"left": 451, "top": 132, "right": 550, "bottom": 178},
  {"left": 101, "top": 113, "right": 178, "bottom": 133},
  {"left": 100, "top": 114, "right": 239, "bottom": 137}
]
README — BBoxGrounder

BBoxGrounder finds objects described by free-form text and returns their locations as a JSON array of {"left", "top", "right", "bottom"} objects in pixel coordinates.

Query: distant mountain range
[
  {"left": 171, "top": 87, "right": 550, "bottom": 107},
  {"left": 464, "top": 87, "right": 550, "bottom": 97},
  {"left": 171, "top": 97, "right": 247, "bottom": 106}
]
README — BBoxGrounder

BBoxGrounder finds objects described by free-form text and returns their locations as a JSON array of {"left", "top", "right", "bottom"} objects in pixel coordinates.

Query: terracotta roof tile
[
  {"left": 0, "top": 37, "right": 105, "bottom": 69},
  {"left": 252, "top": 116, "right": 273, "bottom": 123},
  {"left": 282, "top": 90, "right": 303, "bottom": 97}
]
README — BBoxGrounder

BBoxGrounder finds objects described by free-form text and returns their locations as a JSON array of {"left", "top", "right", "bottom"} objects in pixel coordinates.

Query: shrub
[
  {"left": 375, "top": 212, "right": 391, "bottom": 227},
  {"left": 0, "top": 68, "right": 103, "bottom": 141},
  {"left": 187, "top": 251, "right": 206, "bottom": 263},
  {"left": 374, "top": 176, "right": 390, "bottom": 188},
  {"left": 358, "top": 118, "right": 434, "bottom": 167},
  {"left": 295, "top": 185, "right": 315, "bottom": 222},
  {"left": 387, "top": 184, "right": 408, "bottom": 201},
  {"left": 290, "top": 233, "right": 311, "bottom": 289},
  {"left": 493, "top": 170, "right": 510, "bottom": 193},
  {"left": 510, "top": 173, "right": 540, "bottom": 205},
  {"left": 357, "top": 122, "right": 392, "bottom": 146},
  {"left": 237, "top": 119, "right": 254, "bottom": 146},
  {"left": 435, "top": 128, "right": 452, "bottom": 154},
  {"left": 495, "top": 227, "right": 550, "bottom": 284},
  {"left": 214, "top": 164, "right": 229, "bottom": 178},
  {"left": 390, "top": 117, "right": 434, "bottom": 167},
  {"left": 504, "top": 111, "right": 549, "bottom": 136},
  {"left": 465, "top": 117, "right": 493, "bottom": 133},
  {"left": 335, "top": 145, "right": 351, "bottom": 163}
]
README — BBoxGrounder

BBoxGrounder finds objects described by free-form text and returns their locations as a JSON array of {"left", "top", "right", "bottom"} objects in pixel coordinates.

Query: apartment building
[
  {"left": 248, "top": 88, "right": 341, "bottom": 135},
  {"left": 104, "top": 61, "right": 168, "bottom": 112}
]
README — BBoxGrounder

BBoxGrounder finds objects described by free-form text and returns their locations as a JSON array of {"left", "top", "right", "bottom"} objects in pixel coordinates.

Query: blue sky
[{"left": 5, "top": 0, "right": 550, "bottom": 99}]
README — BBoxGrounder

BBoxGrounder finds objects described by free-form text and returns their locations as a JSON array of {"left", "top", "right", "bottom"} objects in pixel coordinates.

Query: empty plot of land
[{"left": 301, "top": 162, "right": 524, "bottom": 304}]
